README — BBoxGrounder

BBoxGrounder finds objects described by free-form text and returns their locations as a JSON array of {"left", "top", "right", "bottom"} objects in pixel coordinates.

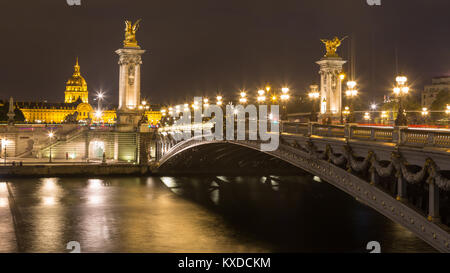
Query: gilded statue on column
[
  {"left": 320, "top": 36, "right": 347, "bottom": 57},
  {"left": 124, "top": 19, "right": 142, "bottom": 48}
]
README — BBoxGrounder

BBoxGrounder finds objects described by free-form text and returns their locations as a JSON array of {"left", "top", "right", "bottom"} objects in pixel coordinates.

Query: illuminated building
[{"left": 13, "top": 59, "right": 161, "bottom": 125}]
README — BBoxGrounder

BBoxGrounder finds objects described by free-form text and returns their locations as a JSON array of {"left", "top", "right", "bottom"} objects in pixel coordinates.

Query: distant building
[
  {"left": 422, "top": 76, "right": 450, "bottom": 108},
  {"left": 9, "top": 58, "right": 162, "bottom": 125}
]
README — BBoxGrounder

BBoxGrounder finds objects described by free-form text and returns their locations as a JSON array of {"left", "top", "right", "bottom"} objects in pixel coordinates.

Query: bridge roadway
[{"left": 156, "top": 122, "right": 450, "bottom": 252}]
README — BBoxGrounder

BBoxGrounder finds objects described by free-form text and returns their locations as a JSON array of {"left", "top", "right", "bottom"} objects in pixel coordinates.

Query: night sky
[{"left": 0, "top": 0, "right": 448, "bottom": 107}]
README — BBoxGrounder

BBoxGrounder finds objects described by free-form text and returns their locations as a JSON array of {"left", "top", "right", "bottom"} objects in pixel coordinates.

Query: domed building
[
  {"left": 64, "top": 58, "right": 88, "bottom": 104},
  {"left": 14, "top": 58, "right": 161, "bottom": 125}
]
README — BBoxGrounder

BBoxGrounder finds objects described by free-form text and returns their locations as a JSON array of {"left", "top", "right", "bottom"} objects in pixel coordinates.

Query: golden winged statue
[
  {"left": 124, "top": 19, "right": 142, "bottom": 48},
  {"left": 320, "top": 36, "right": 347, "bottom": 57}
]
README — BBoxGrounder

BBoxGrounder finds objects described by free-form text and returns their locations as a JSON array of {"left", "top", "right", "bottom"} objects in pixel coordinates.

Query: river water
[{"left": 0, "top": 175, "right": 435, "bottom": 253}]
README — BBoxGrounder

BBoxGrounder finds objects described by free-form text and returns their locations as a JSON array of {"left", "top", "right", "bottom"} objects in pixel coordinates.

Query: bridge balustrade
[
  {"left": 311, "top": 123, "right": 345, "bottom": 138},
  {"left": 401, "top": 129, "right": 450, "bottom": 148}
]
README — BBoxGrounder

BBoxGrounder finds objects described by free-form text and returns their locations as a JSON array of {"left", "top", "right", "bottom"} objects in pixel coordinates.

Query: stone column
[
  {"left": 115, "top": 47, "right": 146, "bottom": 132},
  {"left": 428, "top": 179, "right": 440, "bottom": 223},
  {"left": 316, "top": 57, "right": 346, "bottom": 120}
]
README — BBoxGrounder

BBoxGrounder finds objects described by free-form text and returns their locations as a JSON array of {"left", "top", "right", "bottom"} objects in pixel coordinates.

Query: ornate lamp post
[
  {"left": 280, "top": 87, "right": 290, "bottom": 121},
  {"left": 345, "top": 81, "right": 358, "bottom": 123},
  {"left": 308, "top": 85, "right": 320, "bottom": 122},
  {"left": 48, "top": 131, "right": 54, "bottom": 163},
  {"left": 394, "top": 76, "right": 409, "bottom": 126}
]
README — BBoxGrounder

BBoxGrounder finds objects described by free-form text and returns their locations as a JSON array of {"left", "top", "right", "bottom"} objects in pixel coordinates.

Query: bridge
[{"left": 156, "top": 122, "right": 450, "bottom": 252}]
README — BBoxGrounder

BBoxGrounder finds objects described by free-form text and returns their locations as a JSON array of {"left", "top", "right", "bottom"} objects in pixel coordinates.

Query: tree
[{"left": 430, "top": 90, "right": 450, "bottom": 121}]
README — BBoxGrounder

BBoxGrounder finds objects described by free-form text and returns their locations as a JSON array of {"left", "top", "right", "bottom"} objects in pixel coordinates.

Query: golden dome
[{"left": 66, "top": 58, "right": 87, "bottom": 92}]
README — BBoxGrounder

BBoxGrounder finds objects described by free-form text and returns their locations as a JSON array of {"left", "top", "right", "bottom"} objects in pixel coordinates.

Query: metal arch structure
[{"left": 156, "top": 131, "right": 450, "bottom": 252}]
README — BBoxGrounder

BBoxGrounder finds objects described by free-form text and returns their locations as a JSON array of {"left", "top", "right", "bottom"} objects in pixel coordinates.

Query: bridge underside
[{"left": 157, "top": 142, "right": 302, "bottom": 175}]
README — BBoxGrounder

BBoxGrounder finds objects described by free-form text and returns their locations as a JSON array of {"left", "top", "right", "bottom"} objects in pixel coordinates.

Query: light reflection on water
[{"left": 0, "top": 176, "right": 436, "bottom": 253}]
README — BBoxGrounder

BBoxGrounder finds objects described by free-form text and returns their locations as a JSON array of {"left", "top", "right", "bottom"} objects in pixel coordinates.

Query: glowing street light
[
  {"left": 345, "top": 81, "right": 358, "bottom": 123},
  {"left": 364, "top": 112, "right": 371, "bottom": 122},
  {"left": 216, "top": 96, "right": 223, "bottom": 106},
  {"left": 308, "top": 85, "right": 320, "bottom": 122},
  {"left": 95, "top": 110, "right": 103, "bottom": 120},
  {"left": 280, "top": 87, "right": 290, "bottom": 101},
  {"left": 239, "top": 91, "right": 247, "bottom": 104},
  {"left": 96, "top": 91, "right": 105, "bottom": 111},
  {"left": 421, "top": 107, "right": 429, "bottom": 116},
  {"left": 370, "top": 103, "right": 377, "bottom": 110},
  {"left": 257, "top": 89, "right": 266, "bottom": 103}
]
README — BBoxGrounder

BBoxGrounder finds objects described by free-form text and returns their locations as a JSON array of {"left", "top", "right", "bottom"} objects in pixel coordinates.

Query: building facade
[
  {"left": 13, "top": 59, "right": 161, "bottom": 125},
  {"left": 422, "top": 76, "right": 450, "bottom": 108}
]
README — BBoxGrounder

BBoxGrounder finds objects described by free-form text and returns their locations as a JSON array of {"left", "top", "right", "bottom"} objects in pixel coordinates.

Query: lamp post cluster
[
  {"left": 345, "top": 81, "right": 358, "bottom": 123},
  {"left": 308, "top": 85, "right": 320, "bottom": 122},
  {"left": 393, "top": 76, "right": 409, "bottom": 126},
  {"left": 161, "top": 86, "right": 291, "bottom": 121}
]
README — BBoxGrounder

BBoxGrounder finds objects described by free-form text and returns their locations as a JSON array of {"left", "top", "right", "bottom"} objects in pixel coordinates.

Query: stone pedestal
[
  {"left": 316, "top": 57, "right": 346, "bottom": 120},
  {"left": 115, "top": 47, "right": 146, "bottom": 132}
]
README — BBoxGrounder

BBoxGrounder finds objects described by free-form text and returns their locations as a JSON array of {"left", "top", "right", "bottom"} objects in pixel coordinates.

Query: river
[{"left": 0, "top": 175, "right": 435, "bottom": 252}]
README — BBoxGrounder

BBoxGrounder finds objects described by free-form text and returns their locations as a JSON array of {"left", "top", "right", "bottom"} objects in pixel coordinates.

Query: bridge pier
[
  {"left": 370, "top": 168, "right": 379, "bottom": 186},
  {"left": 396, "top": 174, "right": 407, "bottom": 201},
  {"left": 428, "top": 179, "right": 440, "bottom": 223}
]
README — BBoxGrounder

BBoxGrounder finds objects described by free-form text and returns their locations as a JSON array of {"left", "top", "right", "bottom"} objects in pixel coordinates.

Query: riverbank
[
  {"left": 0, "top": 163, "right": 306, "bottom": 178},
  {"left": 0, "top": 163, "right": 155, "bottom": 178}
]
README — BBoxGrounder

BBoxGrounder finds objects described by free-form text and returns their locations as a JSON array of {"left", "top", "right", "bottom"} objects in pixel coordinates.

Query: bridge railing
[
  {"left": 400, "top": 129, "right": 450, "bottom": 148},
  {"left": 280, "top": 122, "right": 450, "bottom": 148}
]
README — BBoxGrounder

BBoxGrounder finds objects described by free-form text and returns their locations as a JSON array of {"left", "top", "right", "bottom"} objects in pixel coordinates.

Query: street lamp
[
  {"left": 421, "top": 107, "right": 429, "bottom": 124},
  {"left": 48, "top": 131, "right": 54, "bottom": 163},
  {"left": 280, "top": 87, "right": 290, "bottom": 120},
  {"left": 95, "top": 110, "right": 103, "bottom": 120},
  {"left": 364, "top": 112, "right": 371, "bottom": 123},
  {"left": 381, "top": 111, "right": 388, "bottom": 125},
  {"left": 257, "top": 90, "right": 266, "bottom": 103},
  {"left": 203, "top": 98, "right": 209, "bottom": 108},
  {"left": 308, "top": 85, "right": 320, "bottom": 122},
  {"left": 1, "top": 139, "right": 9, "bottom": 165},
  {"left": 216, "top": 96, "right": 223, "bottom": 106},
  {"left": 345, "top": 81, "right": 358, "bottom": 123},
  {"left": 96, "top": 91, "right": 104, "bottom": 110},
  {"left": 239, "top": 91, "right": 247, "bottom": 104},
  {"left": 394, "top": 76, "right": 409, "bottom": 126}
]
